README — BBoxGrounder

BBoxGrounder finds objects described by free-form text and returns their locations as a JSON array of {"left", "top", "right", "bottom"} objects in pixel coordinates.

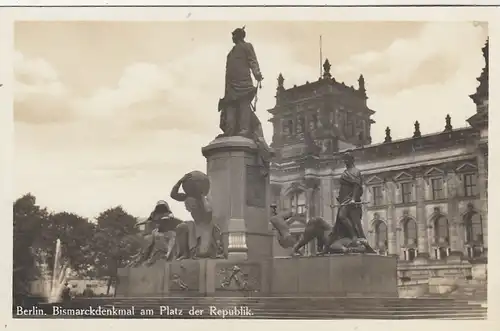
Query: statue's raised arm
[{"left": 170, "top": 174, "right": 189, "bottom": 202}]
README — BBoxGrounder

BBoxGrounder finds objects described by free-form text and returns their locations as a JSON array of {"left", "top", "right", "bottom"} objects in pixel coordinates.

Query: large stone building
[{"left": 269, "top": 40, "right": 488, "bottom": 265}]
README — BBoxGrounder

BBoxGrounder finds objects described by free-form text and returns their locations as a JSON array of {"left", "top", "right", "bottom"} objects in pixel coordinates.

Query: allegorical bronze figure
[
  {"left": 170, "top": 171, "right": 224, "bottom": 260},
  {"left": 129, "top": 200, "right": 182, "bottom": 266},
  {"left": 270, "top": 152, "right": 375, "bottom": 255}
]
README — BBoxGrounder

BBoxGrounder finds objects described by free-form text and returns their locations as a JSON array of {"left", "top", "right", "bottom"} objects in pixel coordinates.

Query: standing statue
[
  {"left": 270, "top": 152, "right": 375, "bottom": 255},
  {"left": 218, "top": 26, "right": 274, "bottom": 176},
  {"left": 128, "top": 200, "right": 182, "bottom": 266},
  {"left": 218, "top": 26, "right": 263, "bottom": 138},
  {"left": 170, "top": 171, "right": 224, "bottom": 260}
]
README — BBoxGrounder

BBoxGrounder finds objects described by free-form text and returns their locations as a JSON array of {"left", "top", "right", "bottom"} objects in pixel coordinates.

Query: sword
[
  {"left": 339, "top": 201, "right": 369, "bottom": 207},
  {"left": 252, "top": 81, "right": 262, "bottom": 112}
]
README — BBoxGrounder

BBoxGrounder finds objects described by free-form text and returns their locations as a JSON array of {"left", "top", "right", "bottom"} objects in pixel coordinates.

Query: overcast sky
[{"left": 13, "top": 21, "right": 488, "bottom": 221}]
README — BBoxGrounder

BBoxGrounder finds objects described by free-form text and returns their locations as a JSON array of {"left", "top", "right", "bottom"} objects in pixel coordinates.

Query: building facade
[{"left": 269, "top": 41, "right": 488, "bottom": 265}]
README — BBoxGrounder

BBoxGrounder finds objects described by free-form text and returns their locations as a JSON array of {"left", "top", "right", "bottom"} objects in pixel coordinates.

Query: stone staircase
[
  {"left": 424, "top": 279, "right": 487, "bottom": 301},
  {"left": 65, "top": 296, "right": 487, "bottom": 320}
]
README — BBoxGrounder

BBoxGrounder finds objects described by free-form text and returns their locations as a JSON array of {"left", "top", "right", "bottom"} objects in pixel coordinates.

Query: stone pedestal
[
  {"left": 271, "top": 254, "right": 398, "bottom": 297},
  {"left": 202, "top": 136, "right": 273, "bottom": 261},
  {"left": 116, "top": 254, "right": 397, "bottom": 298}
]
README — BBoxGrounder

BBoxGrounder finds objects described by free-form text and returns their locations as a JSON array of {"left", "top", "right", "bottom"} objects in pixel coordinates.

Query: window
[
  {"left": 372, "top": 186, "right": 383, "bottom": 206},
  {"left": 434, "top": 215, "right": 449, "bottom": 245},
  {"left": 404, "top": 248, "right": 417, "bottom": 261},
  {"left": 403, "top": 218, "right": 418, "bottom": 247},
  {"left": 374, "top": 221, "right": 388, "bottom": 252},
  {"left": 290, "top": 191, "right": 306, "bottom": 216},
  {"left": 463, "top": 174, "right": 478, "bottom": 197},
  {"left": 431, "top": 178, "right": 444, "bottom": 200},
  {"left": 434, "top": 247, "right": 450, "bottom": 260},
  {"left": 465, "top": 211, "right": 483, "bottom": 244},
  {"left": 282, "top": 119, "right": 293, "bottom": 134},
  {"left": 401, "top": 182, "right": 413, "bottom": 203},
  {"left": 345, "top": 113, "right": 354, "bottom": 137},
  {"left": 467, "top": 246, "right": 483, "bottom": 259}
]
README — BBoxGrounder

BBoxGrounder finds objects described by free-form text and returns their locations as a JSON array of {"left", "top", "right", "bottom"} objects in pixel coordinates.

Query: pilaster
[
  {"left": 477, "top": 150, "right": 488, "bottom": 257},
  {"left": 386, "top": 181, "right": 398, "bottom": 256},
  {"left": 446, "top": 171, "right": 463, "bottom": 260},
  {"left": 415, "top": 173, "right": 430, "bottom": 260}
]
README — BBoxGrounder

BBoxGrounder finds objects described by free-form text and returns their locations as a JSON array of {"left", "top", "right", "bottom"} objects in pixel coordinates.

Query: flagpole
[{"left": 319, "top": 35, "right": 323, "bottom": 77}]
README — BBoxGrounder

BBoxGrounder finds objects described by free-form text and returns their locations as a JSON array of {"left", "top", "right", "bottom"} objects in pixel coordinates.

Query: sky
[{"left": 13, "top": 21, "right": 488, "bottom": 221}]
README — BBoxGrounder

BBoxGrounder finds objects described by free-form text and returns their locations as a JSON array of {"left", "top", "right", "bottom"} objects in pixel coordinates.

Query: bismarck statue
[
  {"left": 218, "top": 26, "right": 274, "bottom": 175},
  {"left": 270, "top": 152, "right": 376, "bottom": 255}
]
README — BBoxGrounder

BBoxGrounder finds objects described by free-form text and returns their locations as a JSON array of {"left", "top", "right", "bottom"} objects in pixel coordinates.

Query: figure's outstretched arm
[
  {"left": 135, "top": 215, "right": 153, "bottom": 227},
  {"left": 170, "top": 175, "right": 188, "bottom": 202}
]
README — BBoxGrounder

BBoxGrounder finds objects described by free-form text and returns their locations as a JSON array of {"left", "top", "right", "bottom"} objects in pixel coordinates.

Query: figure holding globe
[{"left": 170, "top": 171, "right": 224, "bottom": 260}]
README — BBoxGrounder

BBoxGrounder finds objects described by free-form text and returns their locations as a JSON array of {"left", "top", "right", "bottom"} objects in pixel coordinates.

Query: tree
[
  {"left": 92, "top": 206, "right": 140, "bottom": 294},
  {"left": 41, "top": 212, "right": 96, "bottom": 275},
  {"left": 13, "top": 194, "right": 49, "bottom": 302}
]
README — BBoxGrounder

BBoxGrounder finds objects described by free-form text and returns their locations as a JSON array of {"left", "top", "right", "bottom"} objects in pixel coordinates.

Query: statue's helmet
[
  {"left": 154, "top": 200, "right": 172, "bottom": 214},
  {"left": 232, "top": 26, "right": 246, "bottom": 40}
]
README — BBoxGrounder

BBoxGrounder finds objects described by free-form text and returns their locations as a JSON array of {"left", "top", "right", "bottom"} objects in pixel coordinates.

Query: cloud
[
  {"left": 334, "top": 22, "right": 487, "bottom": 95},
  {"left": 14, "top": 51, "right": 73, "bottom": 124},
  {"left": 72, "top": 41, "right": 317, "bottom": 142}
]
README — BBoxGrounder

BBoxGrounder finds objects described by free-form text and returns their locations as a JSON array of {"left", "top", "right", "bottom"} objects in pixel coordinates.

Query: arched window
[
  {"left": 464, "top": 211, "right": 483, "bottom": 245},
  {"left": 434, "top": 215, "right": 450, "bottom": 245},
  {"left": 374, "top": 221, "right": 388, "bottom": 253},
  {"left": 290, "top": 191, "right": 306, "bottom": 216},
  {"left": 403, "top": 218, "right": 418, "bottom": 247}
]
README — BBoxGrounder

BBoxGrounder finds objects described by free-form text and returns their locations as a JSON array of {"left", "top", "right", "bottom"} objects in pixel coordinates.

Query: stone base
[
  {"left": 116, "top": 254, "right": 397, "bottom": 298},
  {"left": 271, "top": 254, "right": 398, "bottom": 297}
]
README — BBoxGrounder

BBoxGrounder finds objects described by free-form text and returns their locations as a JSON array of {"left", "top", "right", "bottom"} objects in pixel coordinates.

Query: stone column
[
  {"left": 386, "top": 181, "right": 398, "bottom": 256},
  {"left": 446, "top": 171, "right": 463, "bottom": 260},
  {"left": 202, "top": 136, "right": 273, "bottom": 261},
  {"left": 320, "top": 176, "right": 333, "bottom": 222},
  {"left": 305, "top": 187, "right": 314, "bottom": 219},
  {"left": 415, "top": 173, "right": 430, "bottom": 260},
  {"left": 477, "top": 150, "right": 488, "bottom": 256},
  {"left": 305, "top": 176, "right": 320, "bottom": 254}
]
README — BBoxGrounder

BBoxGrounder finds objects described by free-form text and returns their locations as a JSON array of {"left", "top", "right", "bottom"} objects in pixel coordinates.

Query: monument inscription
[{"left": 246, "top": 164, "right": 266, "bottom": 208}]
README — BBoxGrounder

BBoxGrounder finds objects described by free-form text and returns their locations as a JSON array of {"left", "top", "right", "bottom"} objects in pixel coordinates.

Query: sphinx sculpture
[
  {"left": 129, "top": 171, "right": 224, "bottom": 266},
  {"left": 270, "top": 152, "right": 376, "bottom": 255}
]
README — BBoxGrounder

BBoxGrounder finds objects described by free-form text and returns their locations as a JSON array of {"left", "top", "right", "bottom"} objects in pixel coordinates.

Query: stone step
[
  {"left": 108, "top": 302, "right": 482, "bottom": 311},
  {"left": 109, "top": 297, "right": 478, "bottom": 303},
  {"left": 100, "top": 308, "right": 486, "bottom": 319},
  {"left": 109, "top": 300, "right": 483, "bottom": 308},
  {"left": 66, "top": 297, "right": 486, "bottom": 320},
  {"left": 107, "top": 306, "right": 487, "bottom": 315}
]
